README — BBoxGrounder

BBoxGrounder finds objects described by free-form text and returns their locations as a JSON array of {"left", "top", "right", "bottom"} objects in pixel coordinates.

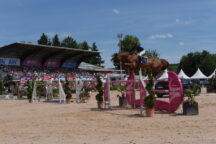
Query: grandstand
[{"left": 0, "top": 42, "right": 99, "bottom": 68}]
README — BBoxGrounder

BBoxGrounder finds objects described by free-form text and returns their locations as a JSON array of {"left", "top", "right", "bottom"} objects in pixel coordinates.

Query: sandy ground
[{"left": 0, "top": 90, "right": 216, "bottom": 144}]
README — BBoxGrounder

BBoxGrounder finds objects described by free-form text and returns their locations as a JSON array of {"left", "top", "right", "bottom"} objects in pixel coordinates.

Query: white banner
[{"left": 0, "top": 57, "right": 20, "bottom": 66}]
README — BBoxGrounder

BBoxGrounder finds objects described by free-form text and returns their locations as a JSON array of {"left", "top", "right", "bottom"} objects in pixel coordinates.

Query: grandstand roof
[{"left": 0, "top": 42, "right": 100, "bottom": 67}]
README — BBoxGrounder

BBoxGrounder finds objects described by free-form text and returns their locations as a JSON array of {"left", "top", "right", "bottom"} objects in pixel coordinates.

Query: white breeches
[{"left": 138, "top": 50, "right": 146, "bottom": 56}]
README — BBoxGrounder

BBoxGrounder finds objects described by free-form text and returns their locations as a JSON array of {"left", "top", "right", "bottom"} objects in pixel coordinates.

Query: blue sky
[{"left": 1, "top": 0, "right": 216, "bottom": 68}]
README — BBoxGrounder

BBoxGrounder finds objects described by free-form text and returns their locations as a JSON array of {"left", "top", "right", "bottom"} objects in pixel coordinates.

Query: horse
[{"left": 117, "top": 52, "right": 169, "bottom": 76}]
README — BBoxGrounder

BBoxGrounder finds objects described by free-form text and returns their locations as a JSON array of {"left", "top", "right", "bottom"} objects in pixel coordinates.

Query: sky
[{"left": 0, "top": 0, "right": 216, "bottom": 68}]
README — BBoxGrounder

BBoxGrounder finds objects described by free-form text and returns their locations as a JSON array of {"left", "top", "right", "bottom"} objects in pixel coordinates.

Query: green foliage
[
  {"left": 88, "top": 42, "right": 104, "bottom": 67},
  {"left": 0, "top": 80, "right": 5, "bottom": 95},
  {"left": 53, "top": 88, "right": 59, "bottom": 98},
  {"left": 38, "top": 33, "right": 49, "bottom": 45},
  {"left": 118, "top": 35, "right": 141, "bottom": 52},
  {"left": 116, "top": 84, "right": 125, "bottom": 94},
  {"left": 144, "top": 71, "right": 155, "bottom": 108},
  {"left": 36, "top": 81, "right": 45, "bottom": 97},
  {"left": 79, "top": 41, "right": 89, "bottom": 50},
  {"left": 64, "top": 78, "right": 72, "bottom": 99},
  {"left": 184, "top": 85, "right": 200, "bottom": 103},
  {"left": 168, "top": 63, "right": 179, "bottom": 72},
  {"left": 52, "top": 34, "right": 60, "bottom": 46},
  {"left": 146, "top": 49, "right": 159, "bottom": 58},
  {"left": 95, "top": 75, "right": 103, "bottom": 102},
  {"left": 80, "top": 87, "right": 91, "bottom": 101},
  {"left": 26, "top": 80, "right": 34, "bottom": 100},
  {"left": 178, "top": 50, "right": 216, "bottom": 76},
  {"left": 61, "top": 36, "right": 78, "bottom": 48}
]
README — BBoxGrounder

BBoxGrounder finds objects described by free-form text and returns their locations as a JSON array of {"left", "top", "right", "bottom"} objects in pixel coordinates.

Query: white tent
[
  {"left": 190, "top": 68, "right": 208, "bottom": 79},
  {"left": 178, "top": 69, "right": 190, "bottom": 79},
  {"left": 207, "top": 69, "right": 216, "bottom": 79},
  {"left": 158, "top": 69, "right": 168, "bottom": 79}
]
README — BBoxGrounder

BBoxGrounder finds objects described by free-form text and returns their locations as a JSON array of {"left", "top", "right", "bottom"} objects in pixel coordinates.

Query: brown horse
[{"left": 117, "top": 52, "right": 169, "bottom": 76}]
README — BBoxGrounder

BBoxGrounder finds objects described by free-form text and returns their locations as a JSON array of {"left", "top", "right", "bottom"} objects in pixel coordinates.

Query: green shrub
[
  {"left": 64, "top": 78, "right": 72, "bottom": 99},
  {"left": 95, "top": 75, "right": 103, "bottom": 102},
  {"left": 0, "top": 80, "right": 5, "bottom": 95},
  {"left": 144, "top": 71, "right": 155, "bottom": 108}
]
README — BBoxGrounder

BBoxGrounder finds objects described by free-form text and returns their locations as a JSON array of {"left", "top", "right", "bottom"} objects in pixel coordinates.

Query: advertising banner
[
  {"left": 62, "top": 62, "right": 76, "bottom": 68},
  {"left": 0, "top": 57, "right": 20, "bottom": 66},
  {"left": 44, "top": 61, "right": 60, "bottom": 68},
  {"left": 22, "top": 59, "right": 42, "bottom": 67}
]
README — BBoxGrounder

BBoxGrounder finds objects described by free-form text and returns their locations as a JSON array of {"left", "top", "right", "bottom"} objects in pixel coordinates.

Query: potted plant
[
  {"left": 183, "top": 86, "right": 199, "bottom": 115},
  {"left": 64, "top": 78, "right": 72, "bottom": 104},
  {"left": 0, "top": 80, "right": 5, "bottom": 95},
  {"left": 26, "top": 80, "right": 33, "bottom": 103},
  {"left": 80, "top": 87, "right": 91, "bottom": 102},
  {"left": 144, "top": 71, "right": 155, "bottom": 117},
  {"left": 95, "top": 75, "right": 103, "bottom": 109},
  {"left": 116, "top": 84, "right": 127, "bottom": 107}
]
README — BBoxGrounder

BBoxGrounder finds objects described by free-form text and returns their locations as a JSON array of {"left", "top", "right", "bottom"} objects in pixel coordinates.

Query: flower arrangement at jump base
[
  {"left": 183, "top": 86, "right": 199, "bottom": 115},
  {"left": 95, "top": 75, "right": 103, "bottom": 109},
  {"left": 79, "top": 86, "right": 91, "bottom": 102},
  {"left": 116, "top": 84, "right": 126, "bottom": 107},
  {"left": 64, "top": 78, "right": 72, "bottom": 104},
  {"left": 144, "top": 71, "right": 155, "bottom": 117},
  {"left": 26, "top": 80, "right": 34, "bottom": 103}
]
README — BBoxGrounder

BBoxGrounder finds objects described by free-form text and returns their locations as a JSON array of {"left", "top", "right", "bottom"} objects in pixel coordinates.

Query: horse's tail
[{"left": 160, "top": 59, "right": 169, "bottom": 70}]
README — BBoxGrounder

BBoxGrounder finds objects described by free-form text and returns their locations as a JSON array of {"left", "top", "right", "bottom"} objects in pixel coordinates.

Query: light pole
[{"left": 117, "top": 33, "right": 123, "bottom": 80}]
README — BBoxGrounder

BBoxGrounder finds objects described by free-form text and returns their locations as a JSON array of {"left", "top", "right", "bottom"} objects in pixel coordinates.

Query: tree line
[{"left": 37, "top": 33, "right": 104, "bottom": 67}]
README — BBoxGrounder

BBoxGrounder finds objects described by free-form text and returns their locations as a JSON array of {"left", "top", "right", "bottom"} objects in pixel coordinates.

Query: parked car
[{"left": 154, "top": 79, "right": 201, "bottom": 98}]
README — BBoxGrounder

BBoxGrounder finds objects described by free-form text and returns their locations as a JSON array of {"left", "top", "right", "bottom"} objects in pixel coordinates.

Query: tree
[
  {"left": 178, "top": 50, "right": 216, "bottom": 76},
  {"left": 88, "top": 42, "right": 104, "bottom": 67},
  {"left": 79, "top": 41, "right": 89, "bottom": 50},
  {"left": 38, "top": 33, "right": 49, "bottom": 45},
  {"left": 118, "top": 35, "right": 141, "bottom": 52},
  {"left": 111, "top": 34, "right": 141, "bottom": 69},
  {"left": 52, "top": 34, "right": 60, "bottom": 46},
  {"left": 146, "top": 49, "right": 159, "bottom": 58},
  {"left": 61, "top": 36, "right": 77, "bottom": 48}
]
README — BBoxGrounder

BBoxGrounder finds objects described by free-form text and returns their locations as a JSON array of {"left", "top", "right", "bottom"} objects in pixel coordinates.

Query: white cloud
[
  {"left": 175, "top": 18, "right": 192, "bottom": 25},
  {"left": 178, "top": 42, "right": 185, "bottom": 46},
  {"left": 148, "top": 33, "right": 173, "bottom": 40},
  {"left": 112, "top": 9, "right": 119, "bottom": 14}
]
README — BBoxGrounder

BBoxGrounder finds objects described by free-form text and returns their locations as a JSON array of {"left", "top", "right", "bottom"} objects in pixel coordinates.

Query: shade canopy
[
  {"left": 158, "top": 69, "right": 168, "bottom": 79},
  {"left": 207, "top": 69, "right": 216, "bottom": 79},
  {"left": 0, "top": 42, "right": 99, "bottom": 68},
  {"left": 178, "top": 69, "right": 190, "bottom": 79},
  {"left": 190, "top": 68, "right": 208, "bottom": 79}
]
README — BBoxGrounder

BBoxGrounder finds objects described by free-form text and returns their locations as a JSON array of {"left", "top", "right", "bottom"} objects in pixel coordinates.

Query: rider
[{"left": 129, "top": 43, "right": 146, "bottom": 64}]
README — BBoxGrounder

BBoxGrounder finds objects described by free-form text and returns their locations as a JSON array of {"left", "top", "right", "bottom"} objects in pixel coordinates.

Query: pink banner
[
  {"left": 20, "top": 77, "right": 26, "bottom": 84},
  {"left": 43, "top": 77, "right": 52, "bottom": 80},
  {"left": 44, "top": 61, "right": 60, "bottom": 68},
  {"left": 67, "top": 77, "right": 74, "bottom": 81},
  {"left": 125, "top": 74, "right": 135, "bottom": 107},
  {"left": 104, "top": 81, "right": 109, "bottom": 102},
  {"left": 23, "top": 59, "right": 42, "bottom": 67},
  {"left": 168, "top": 72, "right": 183, "bottom": 102}
]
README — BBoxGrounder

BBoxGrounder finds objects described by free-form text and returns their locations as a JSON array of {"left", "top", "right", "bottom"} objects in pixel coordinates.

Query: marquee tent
[
  {"left": 158, "top": 69, "right": 168, "bottom": 79},
  {"left": 190, "top": 68, "right": 208, "bottom": 79},
  {"left": 207, "top": 69, "right": 216, "bottom": 79},
  {"left": 178, "top": 69, "right": 190, "bottom": 79}
]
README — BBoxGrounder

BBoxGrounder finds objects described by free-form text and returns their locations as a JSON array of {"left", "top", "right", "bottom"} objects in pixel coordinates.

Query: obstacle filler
[
  {"left": 154, "top": 72, "right": 184, "bottom": 112},
  {"left": 104, "top": 72, "right": 183, "bottom": 112}
]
